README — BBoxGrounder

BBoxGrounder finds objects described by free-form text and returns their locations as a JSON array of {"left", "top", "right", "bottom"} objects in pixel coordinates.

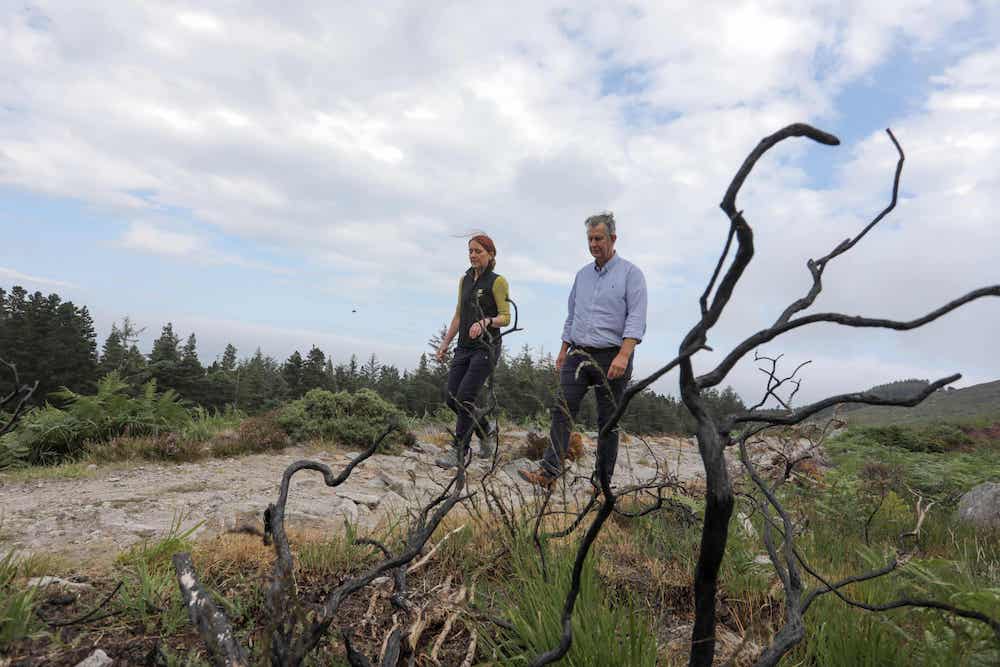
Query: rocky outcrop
[
  {"left": 0, "top": 431, "right": 704, "bottom": 564},
  {"left": 957, "top": 481, "right": 1000, "bottom": 529}
]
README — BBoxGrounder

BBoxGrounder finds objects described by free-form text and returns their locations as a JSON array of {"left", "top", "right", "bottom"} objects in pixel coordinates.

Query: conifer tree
[
  {"left": 220, "top": 343, "right": 238, "bottom": 372},
  {"left": 282, "top": 350, "right": 304, "bottom": 399},
  {"left": 178, "top": 333, "right": 205, "bottom": 403},
  {"left": 99, "top": 324, "right": 126, "bottom": 376},
  {"left": 301, "top": 346, "right": 329, "bottom": 393}
]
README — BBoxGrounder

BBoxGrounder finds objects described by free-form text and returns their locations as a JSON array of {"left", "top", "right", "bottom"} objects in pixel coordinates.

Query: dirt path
[{"left": 0, "top": 431, "right": 704, "bottom": 567}]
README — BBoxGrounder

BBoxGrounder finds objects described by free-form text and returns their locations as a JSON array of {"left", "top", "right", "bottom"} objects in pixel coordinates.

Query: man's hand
[
  {"left": 555, "top": 348, "right": 567, "bottom": 372},
  {"left": 607, "top": 352, "right": 629, "bottom": 380}
]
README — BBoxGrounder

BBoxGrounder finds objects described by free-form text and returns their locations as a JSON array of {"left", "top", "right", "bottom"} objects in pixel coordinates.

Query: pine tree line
[{"left": 0, "top": 285, "right": 745, "bottom": 433}]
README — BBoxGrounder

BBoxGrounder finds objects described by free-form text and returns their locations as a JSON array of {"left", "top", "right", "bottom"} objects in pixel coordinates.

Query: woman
[{"left": 434, "top": 234, "right": 510, "bottom": 467}]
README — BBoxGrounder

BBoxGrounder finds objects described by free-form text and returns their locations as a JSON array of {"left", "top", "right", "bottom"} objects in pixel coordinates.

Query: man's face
[{"left": 587, "top": 223, "right": 616, "bottom": 265}]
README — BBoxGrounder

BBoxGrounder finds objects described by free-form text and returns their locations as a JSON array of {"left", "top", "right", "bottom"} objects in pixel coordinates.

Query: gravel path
[{"left": 0, "top": 431, "right": 704, "bottom": 566}]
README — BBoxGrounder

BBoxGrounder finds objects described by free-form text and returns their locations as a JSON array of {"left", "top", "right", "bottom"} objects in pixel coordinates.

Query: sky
[{"left": 2, "top": 1, "right": 999, "bottom": 406}]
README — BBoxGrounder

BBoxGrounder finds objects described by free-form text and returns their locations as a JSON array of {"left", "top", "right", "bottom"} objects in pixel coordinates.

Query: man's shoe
[
  {"left": 476, "top": 423, "right": 496, "bottom": 459},
  {"left": 517, "top": 468, "right": 555, "bottom": 489}
]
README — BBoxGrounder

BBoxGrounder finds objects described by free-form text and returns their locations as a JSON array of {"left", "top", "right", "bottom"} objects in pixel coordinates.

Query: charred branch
[
  {"left": 700, "top": 288, "right": 999, "bottom": 390},
  {"left": 726, "top": 374, "right": 960, "bottom": 429},
  {"left": 0, "top": 360, "right": 37, "bottom": 437},
  {"left": 172, "top": 553, "right": 249, "bottom": 667}
]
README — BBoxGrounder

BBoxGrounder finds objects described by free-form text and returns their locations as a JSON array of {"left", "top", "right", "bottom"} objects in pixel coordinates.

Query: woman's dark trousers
[{"left": 445, "top": 345, "right": 497, "bottom": 449}]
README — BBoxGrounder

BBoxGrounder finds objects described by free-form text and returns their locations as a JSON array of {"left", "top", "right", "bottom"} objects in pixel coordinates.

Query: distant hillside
[{"left": 833, "top": 379, "right": 1000, "bottom": 426}]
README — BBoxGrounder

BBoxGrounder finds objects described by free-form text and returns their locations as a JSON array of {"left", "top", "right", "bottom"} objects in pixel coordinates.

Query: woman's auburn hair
[{"left": 469, "top": 233, "right": 497, "bottom": 269}]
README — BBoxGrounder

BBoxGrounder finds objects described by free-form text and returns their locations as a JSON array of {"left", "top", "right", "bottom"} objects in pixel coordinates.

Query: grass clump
[
  {"left": 179, "top": 406, "right": 244, "bottom": 442},
  {"left": 487, "top": 530, "right": 658, "bottom": 666},
  {"left": 0, "top": 550, "right": 38, "bottom": 646},
  {"left": 278, "top": 388, "right": 413, "bottom": 453},
  {"left": 114, "top": 517, "right": 201, "bottom": 635},
  {"left": 296, "top": 523, "right": 371, "bottom": 577}
]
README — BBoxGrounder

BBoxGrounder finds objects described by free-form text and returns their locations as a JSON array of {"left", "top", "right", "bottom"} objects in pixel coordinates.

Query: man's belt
[{"left": 570, "top": 343, "right": 619, "bottom": 354}]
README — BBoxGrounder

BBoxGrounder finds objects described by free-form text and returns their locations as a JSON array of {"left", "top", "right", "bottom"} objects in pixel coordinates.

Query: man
[{"left": 519, "top": 212, "right": 647, "bottom": 488}]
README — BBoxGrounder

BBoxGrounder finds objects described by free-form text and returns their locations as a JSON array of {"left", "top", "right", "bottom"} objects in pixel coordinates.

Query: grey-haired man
[{"left": 519, "top": 212, "right": 647, "bottom": 487}]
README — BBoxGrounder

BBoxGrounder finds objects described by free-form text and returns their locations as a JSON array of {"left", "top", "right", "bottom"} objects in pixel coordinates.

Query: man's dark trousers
[
  {"left": 445, "top": 345, "right": 497, "bottom": 448},
  {"left": 541, "top": 346, "right": 632, "bottom": 478}
]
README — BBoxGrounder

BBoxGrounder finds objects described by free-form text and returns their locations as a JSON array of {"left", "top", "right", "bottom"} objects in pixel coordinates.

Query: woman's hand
[
  {"left": 469, "top": 318, "right": 491, "bottom": 339},
  {"left": 436, "top": 345, "right": 448, "bottom": 363}
]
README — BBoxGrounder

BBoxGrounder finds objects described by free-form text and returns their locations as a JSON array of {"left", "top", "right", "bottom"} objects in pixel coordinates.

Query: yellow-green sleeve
[
  {"left": 492, "top": 275, "right": 510, "bottom": 326},
  {"left": 454, "top": 277, "right": 463, "bottom": 319}
]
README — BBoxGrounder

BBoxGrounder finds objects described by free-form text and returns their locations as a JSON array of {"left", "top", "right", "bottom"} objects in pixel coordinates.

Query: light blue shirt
[{"left": 561, "top": 253, "right": 647, "bottom": 348}]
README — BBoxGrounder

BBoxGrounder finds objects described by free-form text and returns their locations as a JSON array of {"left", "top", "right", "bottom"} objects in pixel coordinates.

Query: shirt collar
[{"left": 594, "top": 252, "right": 619, "bottom": 273}]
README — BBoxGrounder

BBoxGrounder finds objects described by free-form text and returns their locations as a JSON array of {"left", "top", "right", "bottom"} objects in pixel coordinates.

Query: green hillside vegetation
[{"left": 837, "top": 379, "right": 1000, "bottom": 426}]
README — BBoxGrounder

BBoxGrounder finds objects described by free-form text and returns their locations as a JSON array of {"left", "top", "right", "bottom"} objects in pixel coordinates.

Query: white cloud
[
  {"left": 118, "top": 222, "right": 293, "bottom": 275},
  {"left": 121, "top": 222, "right": 200, "bottom": 256},
  {"left": 0, "top": 267, "right": 78, "bottom": 290},
  {"left": 2, "top": 2, "right": 998, "bottom": 402}
]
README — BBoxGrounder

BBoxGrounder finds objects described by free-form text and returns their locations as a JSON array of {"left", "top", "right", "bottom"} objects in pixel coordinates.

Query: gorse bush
[
  {"left": 858, "top": 423, "right": 973, "bottom": 453},
  {"left": 0, "top": 372, "right": 191, "bottom": 467},
  {"left": 278, "top": 388, "right": 411, "bottom": 451}
]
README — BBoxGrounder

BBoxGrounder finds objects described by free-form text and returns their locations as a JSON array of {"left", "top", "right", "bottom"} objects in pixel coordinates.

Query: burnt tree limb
[{"left": 173, "top": 553, "right": 249, "bottom": 667}]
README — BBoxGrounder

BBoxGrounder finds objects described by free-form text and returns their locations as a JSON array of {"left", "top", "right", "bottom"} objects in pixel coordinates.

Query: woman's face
[{"left": 468, "top": 240, "right": 492, "bottom": 270}]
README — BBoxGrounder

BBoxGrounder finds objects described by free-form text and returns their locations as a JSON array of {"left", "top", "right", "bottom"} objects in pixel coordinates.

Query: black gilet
[{"left": 457, "top": 266, "right": 501, "bottom": 349}]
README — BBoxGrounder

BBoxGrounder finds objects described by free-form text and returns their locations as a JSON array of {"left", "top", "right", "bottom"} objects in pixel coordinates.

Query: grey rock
[
  {"left": 284, "top": 511, "right": 337, "bottom": 531},
  {"left": 128, "top": 523, "right": 159, "bottom": 537},
  {"left": 335, "top": 499, "right": 360, "bottom": 526},
  {"left": 958, "top": 482, "right": 1000, "bottom": 529},
  {"left": 375, "top": 471, "right": 407, "bottom": 495},
  {"left": 379, "top": 491, "right": 408, "bottom": 514},
  {"left": 27, "top": 576, "right": 93, "bottom": 592},
  {"left": 628, "top": 463, "right": 659, "bottom": 484},
  {"left": 74, "top": 649, "right": 113, "bottom": 667},
  {"left": 336, "top": 489, "right": 382, "bottom": 510},
  {"left": 501, "top": 457, "right": 537, "bottom": 480},
  {"left": 412, "top": 440, "right": 442, "bottom": 455}
]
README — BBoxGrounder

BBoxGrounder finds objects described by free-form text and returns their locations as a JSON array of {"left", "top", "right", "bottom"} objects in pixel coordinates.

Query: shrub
[
  {"left": 87, "top": 433, "right": 205, "bottom": 463},
  {"left": 0, "top": 373, "right": 191, "bottom": 466},
  {"left": 278, "top": 389, "right": 411, "bottom": 452},
  {"left": 859, "top": 424, "right": 973, "bottom": 453},
  {"left": 211, "top": 412, "right": 290, "bottom": 458},
  {"left": 180, "top": 406, "right": 245, "bottom": 442}
]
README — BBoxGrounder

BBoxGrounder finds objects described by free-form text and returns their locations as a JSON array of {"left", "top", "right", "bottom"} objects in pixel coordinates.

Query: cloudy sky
[{"left": 2, "top": 1, "right": 998, "bottom": 405}]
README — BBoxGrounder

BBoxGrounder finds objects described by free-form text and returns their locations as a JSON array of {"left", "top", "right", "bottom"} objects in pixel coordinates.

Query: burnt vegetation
[{"left": 164, "top": 124, "right": 999, "bottom": 666}]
